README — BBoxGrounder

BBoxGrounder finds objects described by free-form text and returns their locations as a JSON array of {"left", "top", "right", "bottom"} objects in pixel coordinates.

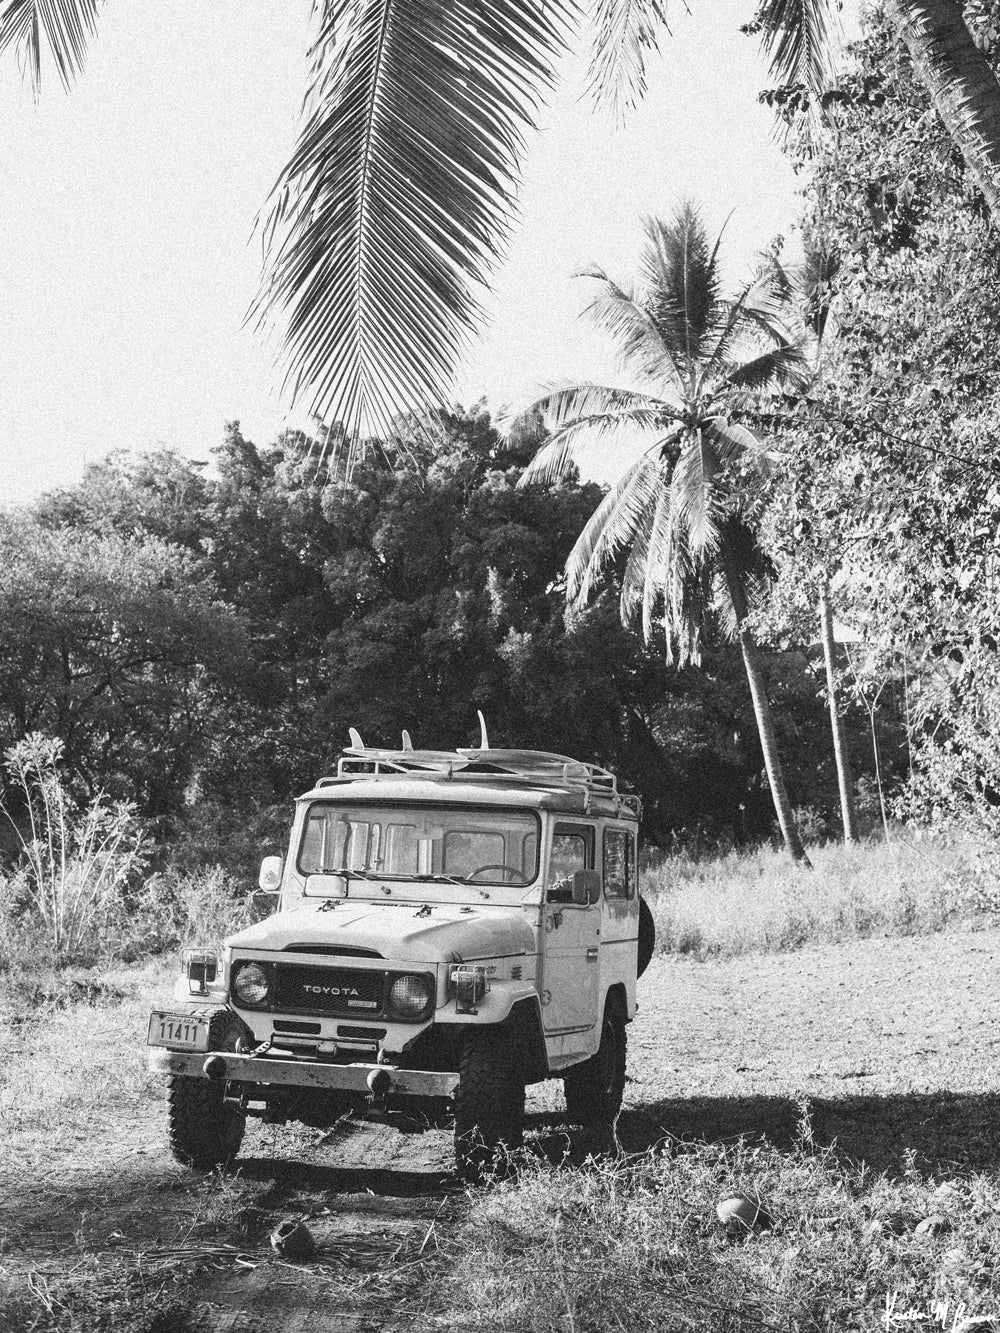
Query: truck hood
[{"left": 226, "top": 899, "right": 534, "bottom": 964}]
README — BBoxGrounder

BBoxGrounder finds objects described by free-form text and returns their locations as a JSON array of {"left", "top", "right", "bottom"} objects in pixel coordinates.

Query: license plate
[{"left": 147, "top": 1011, "right": 211, "bottom": 1051}]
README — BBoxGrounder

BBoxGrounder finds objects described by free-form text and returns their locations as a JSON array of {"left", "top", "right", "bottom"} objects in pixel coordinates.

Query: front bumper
[{"left": 148, "top": 1048, "right": 459, "bottom": 1098}]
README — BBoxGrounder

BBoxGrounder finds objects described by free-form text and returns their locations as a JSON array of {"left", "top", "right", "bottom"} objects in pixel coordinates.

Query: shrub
[
  {"left": 0, "top": 734, "right": 147, "bottom": 963},
  {"left": 125, "top": 865, "right": 255, "bottom": 959}
]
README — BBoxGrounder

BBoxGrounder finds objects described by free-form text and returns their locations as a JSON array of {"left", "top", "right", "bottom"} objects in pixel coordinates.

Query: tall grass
[
  {"left": 642, "top": 831, "right": 995, "bottom": 961},
  {"left": 0, "top": 734, "right": 147, "bottom": 962}
]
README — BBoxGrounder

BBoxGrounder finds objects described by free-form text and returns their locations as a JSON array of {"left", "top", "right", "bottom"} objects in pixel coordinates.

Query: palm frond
[
  {"left": 619, "top": 494, "right": 657, "bottom": 623},
  {"left": 641, "top": 205, "right": 721, "bottom": 370},
  {"left": 254, "top": 0, "right": 579, "bottom": 454},
  {"left": 720, "top": 341, "right": 809, "bottom": 391},
  {"left": 640, "top": 484, "right": 676, "bottom": 648},
  {"left": 696, "top": 266, "right": 787, "bottom": 387},
  {"left": 755, "top": 0, "right": 841, "bottom": 95},
  {"left": 578, "top": 274, "right": 687, "bottom": 393},
  {"left": 0, "top": 0, "right": 100, "bottom": 93},
  {"left": 672, "top": 427, "right": 720, "bottom": 557},
  {"left": 701, "top": 416, "right": 774, "bottom": 474},
  {"left": 515, "top": 384, "right": 675, "bottom": 486},
  {"left": 584, "top": 0, "right": 672, "bottom": 125},
  {"left": 566, "top": 454, "right": 663, "bottom": 605}
]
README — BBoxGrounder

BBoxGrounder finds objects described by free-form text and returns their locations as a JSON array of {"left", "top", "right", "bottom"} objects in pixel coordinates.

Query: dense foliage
[
  {"left": 764, "top": 2, "right": 1000, "bottom": 835},
  {"left": 0, "top": 409, "right": 865, "bottom": 868}
]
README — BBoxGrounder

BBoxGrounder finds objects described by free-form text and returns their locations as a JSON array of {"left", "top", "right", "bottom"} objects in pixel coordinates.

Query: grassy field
[{"left": 642, "top": 830, "right": 998, "bottom": 960}]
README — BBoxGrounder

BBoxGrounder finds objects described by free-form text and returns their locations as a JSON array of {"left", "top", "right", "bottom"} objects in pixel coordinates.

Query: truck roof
[{"left": 298, "top": 744, "right": 641, "bottom": 822}]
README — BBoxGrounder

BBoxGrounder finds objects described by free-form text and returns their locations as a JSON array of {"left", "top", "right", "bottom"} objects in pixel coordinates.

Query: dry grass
[
  {"left": 435, "top": 1136, "right": 1000, "bottom": 1332},
  {"left": 642, "top": 831, "right": 997, "bottom": 961}
]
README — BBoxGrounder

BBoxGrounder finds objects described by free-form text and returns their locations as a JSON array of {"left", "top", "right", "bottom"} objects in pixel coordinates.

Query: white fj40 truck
[{"left": 148, "top": 730, "right": 655, "bottom": 1179}]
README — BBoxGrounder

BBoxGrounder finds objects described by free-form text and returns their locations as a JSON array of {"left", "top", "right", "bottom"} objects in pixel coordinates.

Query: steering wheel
[{"left": 466, "top": 864, "right": 526, "bottom": 884}]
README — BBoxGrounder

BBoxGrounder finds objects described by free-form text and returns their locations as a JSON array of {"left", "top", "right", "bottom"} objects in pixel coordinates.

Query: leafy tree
[
  {"left": 765, "top": 3, "right": 1000, "bottom": 835},
  {"left": 507, "top": 204, "right": 812, "bottom": 862},
  {"left": 0, "top": 515, "right": 249, "bottom": 820},
  {"left": 18, "top": 409, "right": 842, "bottom": 854}
]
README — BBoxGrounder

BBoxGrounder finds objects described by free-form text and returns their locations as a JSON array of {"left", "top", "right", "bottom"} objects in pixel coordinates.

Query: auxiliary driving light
[
  {"left": 185, "top": 950, "right": 218, "bottom": 996},
  {"left": 451, "top": 966, "right": 489, "bottom": 1015},
  {"left": 387, "top": 974, "right": 433, "bottom": 1020},
  {"left": 233, "top": 961, "right": 271, "bottom": 1007}
]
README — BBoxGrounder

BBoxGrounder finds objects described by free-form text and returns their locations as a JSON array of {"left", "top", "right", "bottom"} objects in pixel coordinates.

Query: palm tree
[
  {"left": 6, "top": 0, "right": 1000, "bottom": 447},
  {"left": 506, "top": 203, "right": 811, "bottom": 863}
]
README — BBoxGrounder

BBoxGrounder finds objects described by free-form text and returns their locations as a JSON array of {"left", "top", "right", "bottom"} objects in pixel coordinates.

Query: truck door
[
  {"left": 541, "top": 822, "right": 601, "bottom": 1037},
  {"left": 601, "top": 824, "right": 639, "bottom": 1018}
]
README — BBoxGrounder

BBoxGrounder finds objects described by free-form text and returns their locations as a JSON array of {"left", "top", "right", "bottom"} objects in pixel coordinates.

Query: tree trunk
[
  {"left": 885, "top": 0, "right": 1000, "bottom": 226},
  {"left": 737, "top": 625, "right": 812, "bottom": 866},
  {"left": 819, "top": 581, "right": 859, "bottom": 843}
]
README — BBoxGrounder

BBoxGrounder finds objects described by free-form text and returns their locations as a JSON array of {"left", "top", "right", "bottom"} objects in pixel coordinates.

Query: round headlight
[
  {"left": 233, "top": 962, "right": 270, "bottom": 1007},
  {"left": 388, "top": 974, "right": 433, "bottom": 1019}
]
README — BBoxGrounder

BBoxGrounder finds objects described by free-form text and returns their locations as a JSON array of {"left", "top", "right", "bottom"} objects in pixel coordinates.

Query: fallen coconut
[
  {"left": 270, "top": 1219, "right": 316, "bottom": 1259},
  {"left": 716, "top": 1194, "right": 774, "bottom": 1236}
]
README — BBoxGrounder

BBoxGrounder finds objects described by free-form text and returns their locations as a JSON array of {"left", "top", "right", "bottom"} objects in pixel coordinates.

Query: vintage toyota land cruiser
[{"left": 148, "top": 725, "right": 655, "bottom": 1179}]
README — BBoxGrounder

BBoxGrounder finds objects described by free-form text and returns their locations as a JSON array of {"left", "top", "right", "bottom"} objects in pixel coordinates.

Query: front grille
[{"left": 273, "top": 964, "right": 384, "bottom": 1018}]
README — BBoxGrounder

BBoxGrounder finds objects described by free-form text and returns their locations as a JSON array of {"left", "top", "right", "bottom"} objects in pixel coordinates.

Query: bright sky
[{"left": 0, "top": 0, "right": 798, "bottom": 505}]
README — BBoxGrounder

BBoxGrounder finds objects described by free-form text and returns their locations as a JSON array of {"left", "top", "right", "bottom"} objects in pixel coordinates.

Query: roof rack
[{"left": 318, "top": 734, "right": 641, "bottom": 818}]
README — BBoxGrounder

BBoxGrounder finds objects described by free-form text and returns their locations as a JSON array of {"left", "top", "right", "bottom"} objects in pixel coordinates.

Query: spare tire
[{"left": 637, "top": 896, "right": 656, "bottom": 978}]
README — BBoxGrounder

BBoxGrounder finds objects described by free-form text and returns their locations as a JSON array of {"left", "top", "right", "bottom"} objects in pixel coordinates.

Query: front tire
[
  {"left": 167, "top": 1075, "right": 246, "bottom": 1170},
  {"left": 563, "top": 992, "right": 627, "bottom": 1127},
  {"left": 454, "top": 1029, "right": 525, "bottom": 1183}
]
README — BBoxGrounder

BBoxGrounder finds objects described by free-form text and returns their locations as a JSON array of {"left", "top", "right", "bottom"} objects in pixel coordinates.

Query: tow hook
[
  {"left": 203, "top": 1055, "right": 227, "bottom": 1080},
  {"left": 366, "top": 1067, "right": 393, "bottom": 1096}
]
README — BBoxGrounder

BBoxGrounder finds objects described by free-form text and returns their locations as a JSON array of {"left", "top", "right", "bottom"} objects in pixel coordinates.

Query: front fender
[
  {"left": 438, "top": 979, "right": 539, "bottom": 1025},
  {"left": 436, "top": 985, "right": 549, "bottom": 1083}
]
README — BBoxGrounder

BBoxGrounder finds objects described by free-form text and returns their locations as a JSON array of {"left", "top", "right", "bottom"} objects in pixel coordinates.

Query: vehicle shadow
[{"left": 599, "top": 1090, "right": 1000, "bottom": 1177}]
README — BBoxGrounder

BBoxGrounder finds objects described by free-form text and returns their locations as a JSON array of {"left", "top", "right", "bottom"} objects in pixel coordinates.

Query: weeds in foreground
[
  {"left": 438, "top": 1142, "right": 1000, "bottom": 1332},
  {"left": 643, "top": 831, "right": 993, "bottom": 960}
]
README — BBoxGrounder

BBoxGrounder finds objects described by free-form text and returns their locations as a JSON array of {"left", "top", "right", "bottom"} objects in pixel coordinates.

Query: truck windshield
[{"left": 298, "top": 803, "right": 539, "bottom": 887}]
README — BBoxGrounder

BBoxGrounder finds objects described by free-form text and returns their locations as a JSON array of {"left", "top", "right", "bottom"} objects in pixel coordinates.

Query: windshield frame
[{"left": 295, "top": 799, "right": 542, "bottom": 890}]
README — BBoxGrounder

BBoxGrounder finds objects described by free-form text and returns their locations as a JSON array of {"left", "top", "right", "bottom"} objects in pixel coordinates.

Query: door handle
[{"left": 586, "top": 947, "right": 599, "bottom": 960}]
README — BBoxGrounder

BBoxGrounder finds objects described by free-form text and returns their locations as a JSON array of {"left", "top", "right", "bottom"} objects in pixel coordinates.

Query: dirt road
[{"left": 3, "top": 927, "right": 1000, "bottom": 1331}]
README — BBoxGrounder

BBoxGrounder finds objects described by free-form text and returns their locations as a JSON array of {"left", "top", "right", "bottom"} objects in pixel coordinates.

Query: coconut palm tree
[
  {"left": 5, "top": 0, "right": 1000, "bottom": 448},
  {"left": 506, "top": 203, "right": 811, "bottom": 863}
]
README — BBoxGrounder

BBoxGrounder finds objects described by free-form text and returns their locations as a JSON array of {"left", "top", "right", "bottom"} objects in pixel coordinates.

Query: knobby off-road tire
[
  {"left": 563, "top": 991, "right": 627, "bottom": 1127},
  {"left": 167, "top": 1009, "right": 247, "bottom": 1170},
  {"left": 454, "top": 1028, "right": 525, "bottom": 1183},
  {"left": 167, "top": 1075, "right": 246, "bottom": 1170}
]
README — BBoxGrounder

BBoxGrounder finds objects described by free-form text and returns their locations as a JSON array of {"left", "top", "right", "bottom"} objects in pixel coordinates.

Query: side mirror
[
  {"left": 572, "top": 869, "right": 602, "bottom": 906},
  {"left": 258, "top": 855, "right": 284, "bottom": 894}
]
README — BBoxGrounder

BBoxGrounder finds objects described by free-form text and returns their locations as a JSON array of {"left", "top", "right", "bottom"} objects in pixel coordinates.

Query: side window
[
  {"left": 548, "top": 823, "right": 595, "bottom": 900},
  {"left": 603, "top": 828, "right": 636, "bottom": 899}
]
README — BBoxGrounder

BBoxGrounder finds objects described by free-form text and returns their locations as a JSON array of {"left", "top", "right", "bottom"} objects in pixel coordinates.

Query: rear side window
[{"left": 603, "top": 828, "right": 635, "bottom": 899}]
